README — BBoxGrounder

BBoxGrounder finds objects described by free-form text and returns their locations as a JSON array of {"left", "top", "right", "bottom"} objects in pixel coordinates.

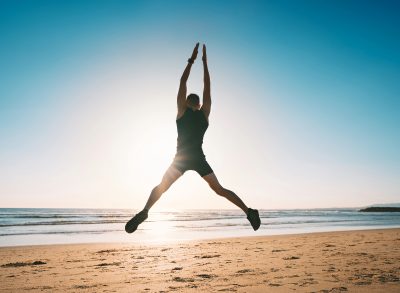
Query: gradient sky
[{"left": 1, "top": 0, "right": 399, "bottom": 209}]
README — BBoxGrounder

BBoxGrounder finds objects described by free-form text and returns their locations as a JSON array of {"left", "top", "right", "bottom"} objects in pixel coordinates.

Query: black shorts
[{"left": 172, "top": 153, "right": 213, "bottom": 177}]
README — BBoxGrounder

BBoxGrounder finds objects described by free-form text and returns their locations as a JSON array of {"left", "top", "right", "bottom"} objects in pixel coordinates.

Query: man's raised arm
[
  {"left": 202, "top": 44, "right": 211, "bottom": 118},
  {"left": 177, "top": 43, "right": 199, "bottom": 116}
]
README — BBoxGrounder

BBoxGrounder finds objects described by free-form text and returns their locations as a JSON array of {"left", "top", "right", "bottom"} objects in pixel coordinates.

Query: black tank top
[{"left": 176, "top": 108, "right": 209, "bottom": 156}]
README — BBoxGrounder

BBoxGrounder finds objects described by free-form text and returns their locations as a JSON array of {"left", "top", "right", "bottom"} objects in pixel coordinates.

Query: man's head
[{"left": 186, "top": 93, "right": 201, "bottom": 110}]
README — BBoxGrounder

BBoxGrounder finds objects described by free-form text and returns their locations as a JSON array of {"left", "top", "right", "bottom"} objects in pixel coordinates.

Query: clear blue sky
[{"left": 0, "top": 0, "right": 399, "bottom": 209}]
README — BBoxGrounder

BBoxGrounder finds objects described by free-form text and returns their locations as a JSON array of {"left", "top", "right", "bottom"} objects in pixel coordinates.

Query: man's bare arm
[
  {"left": 177, "top": 43, "right": 199, "bottom": 117},
  {"left": 202, "top": 44, "right": 211, "bottom": 118},
  {"left": 177, "top": 63, "right": 191, "bottom": 108}
]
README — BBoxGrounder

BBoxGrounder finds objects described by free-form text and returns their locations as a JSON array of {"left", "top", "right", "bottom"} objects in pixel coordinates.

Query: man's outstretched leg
[
  {"left": 125, "top": 165, "right": 183, "bottom": 233},
  {"left": 202, "top": 172, "right": 261, "bottom": 231}
]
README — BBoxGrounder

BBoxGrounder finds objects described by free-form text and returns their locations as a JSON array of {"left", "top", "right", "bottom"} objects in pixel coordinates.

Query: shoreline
[
  {"left": 3, "top": 207, "right": 399, "bottom": 248},
  {"left": 1, "top": 226, "right": 399, "bottom": 249},
  {"left": 1, "top": 228, "right": 399, "bottom": 292}
]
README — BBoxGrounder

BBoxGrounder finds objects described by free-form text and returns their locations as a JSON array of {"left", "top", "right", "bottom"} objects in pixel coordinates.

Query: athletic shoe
[
  {"left": 125, "top": 209, "right": 148, "bottom": 233},
  {"left": 247, "top": 208, "right": 261, "bottom": 231}
]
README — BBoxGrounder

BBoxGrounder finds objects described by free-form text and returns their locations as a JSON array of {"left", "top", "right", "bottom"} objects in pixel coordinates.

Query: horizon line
[{"left": 1, "top": 204, "right": 398, "bottom": 210}]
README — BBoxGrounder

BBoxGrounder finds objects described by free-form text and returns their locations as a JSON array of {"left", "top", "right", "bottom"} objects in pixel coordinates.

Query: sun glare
[
  {"left": 137, "top": 123, "right": 175, "bottom": 174},
  {"left": 146, "top": 213, "right": 175, "bottom": 241}
]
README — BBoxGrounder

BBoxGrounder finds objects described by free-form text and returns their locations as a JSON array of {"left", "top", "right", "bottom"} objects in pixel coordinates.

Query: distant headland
[{"left": 359, "top": 207, "right": 400, "bottom": 212}]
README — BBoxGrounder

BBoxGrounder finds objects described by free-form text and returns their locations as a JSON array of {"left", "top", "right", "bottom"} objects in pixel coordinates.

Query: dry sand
[{"left": 1, "top": 228, "right": 399, "bottom": 292}]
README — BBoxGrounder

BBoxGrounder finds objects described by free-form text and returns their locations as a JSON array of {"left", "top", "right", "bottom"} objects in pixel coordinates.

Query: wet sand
[{"left": 1, "top": 228, "right": 399, "bottom": 292}]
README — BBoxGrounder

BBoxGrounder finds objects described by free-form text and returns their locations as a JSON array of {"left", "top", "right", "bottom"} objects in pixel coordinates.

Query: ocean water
[{"left": 1, "top": 208, "right": 399, "bottom": 247}]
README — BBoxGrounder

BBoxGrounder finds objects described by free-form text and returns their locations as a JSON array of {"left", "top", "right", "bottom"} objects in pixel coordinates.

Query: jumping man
[{"left": 125, "top": 43, "right": 261, "bottom": 233}]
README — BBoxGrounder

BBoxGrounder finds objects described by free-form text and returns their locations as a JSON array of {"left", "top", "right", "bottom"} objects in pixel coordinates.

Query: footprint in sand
[
  {"left": 319, "top": 286, "right": 348, "bottom": 292},
  {"left": 377, "top": 273, "right": 400, "bottom": 283},
  {"left": 172, "top": 276, "right": 195, "bottom": 282},
  {"left": 195, "top": 254, "right": 221, "bottom": 259},
  {"left": 236, "top": 269, "right": 254, "bottom": 274},
  {"left": 1, "top": 261, "right": 46, "bottom": 267},
  {"left": 283, "top": 256, "right": 300, "bottom": 260},
  {"left": 72, "top": 285, "right": 98, "bottom": 289},
  {"left": 354, "top": 281, "right": 372, "bottom": 285},
  {"left": 96, "top": 249, "right": 117, "bottom": 254},
  {"left": 270, "top": 268, "right": 279, "bottom": 272},
  {"left": 217, "top": 288, "right": 237, "bottom": 292},
  {"left": 95, "top": 262, "right": 121, "bottom": 267},
  {"left": 272, "top": 249, "right": 287, "bottom": 252},
  {"left": 197, "top": 274, "right": 216, "bottom": 279}
]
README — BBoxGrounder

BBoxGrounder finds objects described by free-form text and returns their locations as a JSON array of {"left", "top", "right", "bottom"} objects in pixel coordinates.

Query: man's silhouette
[{"left": 125, "top": 43, "right": 261, "bottom": 233}]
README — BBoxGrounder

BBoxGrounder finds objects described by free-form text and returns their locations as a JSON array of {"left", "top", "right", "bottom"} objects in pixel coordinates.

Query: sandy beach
[{"left": 1, "top": 228, "right": 399, "bottom": 292}]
